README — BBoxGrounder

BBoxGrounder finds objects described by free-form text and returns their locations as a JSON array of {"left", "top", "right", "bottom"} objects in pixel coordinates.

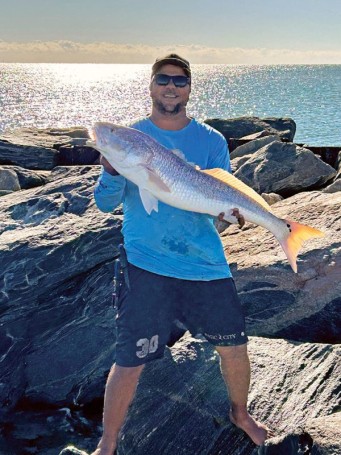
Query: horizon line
[{"left": 1, "top": 40, "right": 341, "bottom": 65}]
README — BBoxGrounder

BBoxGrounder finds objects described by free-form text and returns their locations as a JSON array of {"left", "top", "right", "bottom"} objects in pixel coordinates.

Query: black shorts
[{"left": 115, "top": 263, "right": 248, "bottom": 367}]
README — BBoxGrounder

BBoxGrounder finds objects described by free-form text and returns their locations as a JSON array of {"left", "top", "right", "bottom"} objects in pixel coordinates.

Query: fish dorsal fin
[
  {"left": 139, "top": 188, "right": 159, "bottom": 214},
  {"left": 202, "top": 168, "right": 272, "bottom": 211}
]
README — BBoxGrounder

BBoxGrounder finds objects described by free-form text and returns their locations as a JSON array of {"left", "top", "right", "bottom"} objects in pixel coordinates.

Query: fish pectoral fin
[
  {"left": 139, "top": 188, "right": 159, "bottom": 214},
  {"left": 202, "top": 168, "right": 271, "bottom": 211},
  {"left": 141, "top": 165, "right": 171, "bottom": 193}
]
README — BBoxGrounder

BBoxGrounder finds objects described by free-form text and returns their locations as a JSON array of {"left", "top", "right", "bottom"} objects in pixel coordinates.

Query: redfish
[{"left": 88, "top": 122, "right": 324, "bottom": 272}]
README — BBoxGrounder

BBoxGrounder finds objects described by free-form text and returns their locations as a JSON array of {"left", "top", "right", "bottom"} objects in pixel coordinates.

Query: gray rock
[
  {"left": 205, "top": 116, "right": 296, "bottom": 142},
  {"left": 322, "top": 179, "right": 341, "bottom": 193},
  {"left": 260, "top": 192, "right": 283, "bottom": 205},
  {"left": 231, "top": 154, "right": 253, "bottom": 172},
  {"left": 0, "top": 126, "right": 90, "bottom": 148},
  {"left": 259, "top": 414, "right": 341, "bottom": 454},
  {"left": 0, "top": 167, "right": 21, "bottom": 192},
  {"left": 230, "top": 135, "right": 280, "bottom": 159},
  {"left": 221, "top": 191, "right": 341, "bottom": 343},
  {"left": 0, "top": 165, "right": 49, "bottom": 189},
  {"left": 0, "top": 405, "right": 100, "bottom": 454},
  {"left": 1, "top": 175, "right": 339, "bottom": 420},
  {"left": 98, "top": 335, "right": 340, "bottom": 455},
  {"left": 0, "top": 189, "right": 14, "bottom": 196},
  {"left": 0, "top": 139, "right": 59, "bottom": 170},
  {"left": 235, "top": 142, "right": 336, "bottom": 196},
  {"left": 241, "top": 131, "right": 275, "bottom": 140},
  {"left": 6, "top": 335, "right": 337, "bottom": 455},
  {"left": 47, "top": 165, "right": 100, "bottom": 182},
  {"left": 304, "top": 413, "right": 341, "bottom": 455},
  {"left": 0, "top": 166, "right": 122, "bottom": 415},
  {"left": 0, "top": 127, "right": 92, "bottom": 170},
  {"left": 0, "top": 163, "right": 339, "bottom": 454}
]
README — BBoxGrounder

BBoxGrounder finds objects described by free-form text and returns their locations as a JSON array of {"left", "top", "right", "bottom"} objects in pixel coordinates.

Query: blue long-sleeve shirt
[{"left": 94, "top": 118, "right": 232, "bottom": 280}]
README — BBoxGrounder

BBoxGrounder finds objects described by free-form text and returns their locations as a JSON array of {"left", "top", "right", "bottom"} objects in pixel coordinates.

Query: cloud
[{"left": 1, "top": 40, "right": 341, "bottom": 64}]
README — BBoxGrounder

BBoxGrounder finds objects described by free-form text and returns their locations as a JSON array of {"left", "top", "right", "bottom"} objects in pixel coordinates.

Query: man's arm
[{"left": 94, "top": 155, "right": 126, "bottom": 213}]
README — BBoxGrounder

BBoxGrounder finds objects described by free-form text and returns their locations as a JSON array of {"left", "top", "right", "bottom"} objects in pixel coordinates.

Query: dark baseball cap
[{"left": 151, "top": 53, "right": 191, "bottom": 77}]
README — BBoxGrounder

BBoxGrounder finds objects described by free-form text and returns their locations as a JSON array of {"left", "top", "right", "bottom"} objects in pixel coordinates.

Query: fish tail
[{"left": 279, "top": 219, "right": 324, "bottom": 273}]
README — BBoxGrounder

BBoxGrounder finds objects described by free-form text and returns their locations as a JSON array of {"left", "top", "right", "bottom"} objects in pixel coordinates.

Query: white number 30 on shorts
[{"left": 136, "top": 335, "right": 159, "bottom": 358}]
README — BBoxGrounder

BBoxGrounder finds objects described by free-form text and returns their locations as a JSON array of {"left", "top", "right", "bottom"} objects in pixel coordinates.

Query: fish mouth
[
  {"left": 88, "top": 127, "right": 96, "bottom": 141},
  {"left": 86, "top": 126, "right": 97, "bottom": 147},
  {"left": 86, "top": 122, "right": 127, "bottom": 150},
  {"left": 86, "top": 122, "right": 115, "bottom": 147}
]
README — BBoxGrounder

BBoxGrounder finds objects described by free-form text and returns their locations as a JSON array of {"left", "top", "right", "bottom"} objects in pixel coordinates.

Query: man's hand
[
  {"left": 231, "top": 208, "right": 245, "bottom": 228},
  {"left": 100, "top": 155, "right": 120, "bottom": 176},
  {"left": 215, "top": 209, "right": 245, "bottom": 234}
]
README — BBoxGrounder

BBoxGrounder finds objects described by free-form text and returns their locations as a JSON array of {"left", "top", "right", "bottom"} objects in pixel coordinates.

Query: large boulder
[
  {"left": 0, "top": 127, "right": 90, "bottom": 148},
  {"left": 234, "top": 142, "right": 336, "bottom": 196},
  {"left": 221, "top": 191, "right": 341, "bottom": 343},
  {"left": 0, "top": 165, "right": 49, "bottom": 190},
  {"left": 0, "top": 166, "right": 122, "bottom": 416},
  {"left": 230, "top": 135, "right": 280, "bottom": 159},
  {"left": 0, "top": 139, "right": 59, "bottom": 170},
  {"left": 304, "top": 413, "right": 341, "bottom": 455},
  {"left": 0, "top": 167, "right": 21, "bottom": 192},
  {"left": 205, "top": 117, "right": 296, "bottom": 143},
  {"left": 322, "top": 179, "right": 341, "bottom": 193},
  {"left": 0, "top": 127, "right": 94, "bottom": 170}
]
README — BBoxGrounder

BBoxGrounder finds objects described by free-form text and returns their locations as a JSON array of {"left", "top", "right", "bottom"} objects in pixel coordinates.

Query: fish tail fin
[{"left": 279, "top": 219, "right": 324, "bottom": 273}]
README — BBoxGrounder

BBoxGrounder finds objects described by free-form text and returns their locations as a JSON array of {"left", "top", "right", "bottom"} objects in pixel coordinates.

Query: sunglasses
[{"left": 154, "top": 73, "right": 191, "bottom": 88}]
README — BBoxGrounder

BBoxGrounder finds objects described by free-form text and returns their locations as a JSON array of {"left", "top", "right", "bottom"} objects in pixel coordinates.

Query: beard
[{"left": 153, "top": 99, "right": 184, "bottom": 115}]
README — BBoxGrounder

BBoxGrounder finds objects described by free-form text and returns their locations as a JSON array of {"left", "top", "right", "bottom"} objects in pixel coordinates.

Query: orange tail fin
[{"left": 279, "top": 219, "right": 324, "bottom": 273}]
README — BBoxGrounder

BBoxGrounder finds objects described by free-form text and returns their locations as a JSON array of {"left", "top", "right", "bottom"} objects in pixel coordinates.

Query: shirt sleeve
[{"left": 94, "top": 168, "right": 126, "bottom": 213}]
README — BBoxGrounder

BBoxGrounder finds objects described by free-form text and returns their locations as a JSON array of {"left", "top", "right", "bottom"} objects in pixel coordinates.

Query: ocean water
[{"left": 0, "top": 63, "right": 340, "bottom": 145}]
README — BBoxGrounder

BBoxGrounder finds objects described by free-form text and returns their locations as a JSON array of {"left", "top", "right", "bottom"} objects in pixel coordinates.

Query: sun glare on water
[
  {"left": 0, "top": 63, "right": 152, "bottom": 133},
  {"left": 1, "top": 63, "right": 340, "bottom": 145}
]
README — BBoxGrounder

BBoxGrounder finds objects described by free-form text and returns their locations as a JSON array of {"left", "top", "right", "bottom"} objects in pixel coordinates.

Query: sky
[{"left": 1, "top": 0, "right": 341, "bottom": 64}]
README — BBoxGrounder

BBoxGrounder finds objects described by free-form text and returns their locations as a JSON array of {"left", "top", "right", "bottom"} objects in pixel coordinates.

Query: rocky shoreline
[{"left": 0, "top": 117, "right": 340, "bottom": 455}]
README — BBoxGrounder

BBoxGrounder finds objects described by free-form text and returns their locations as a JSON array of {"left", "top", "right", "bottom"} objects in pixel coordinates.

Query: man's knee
[
  {"left": 215, "top": 343, "right": 248, "bottom": 361},
  {"left": 111, "top": 363, "right": 145, "bottom": 379}
]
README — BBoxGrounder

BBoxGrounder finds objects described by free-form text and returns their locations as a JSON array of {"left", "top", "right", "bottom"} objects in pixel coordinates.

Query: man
[{"left": 92, "top": 54, "right": 270, "bottom": 455}]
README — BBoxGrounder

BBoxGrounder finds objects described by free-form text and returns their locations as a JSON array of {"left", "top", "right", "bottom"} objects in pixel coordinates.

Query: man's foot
[{"left": 229, "top": 409, "right": 274, "bottom": 445}]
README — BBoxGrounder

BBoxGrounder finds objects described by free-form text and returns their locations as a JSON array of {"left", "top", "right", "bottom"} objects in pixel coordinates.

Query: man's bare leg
[
  {"left": 91, "top": 363, "right": 144, "bottom": 455},
  {"left": 216, "top": 344, "right": 270, "bottom": 445}
]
